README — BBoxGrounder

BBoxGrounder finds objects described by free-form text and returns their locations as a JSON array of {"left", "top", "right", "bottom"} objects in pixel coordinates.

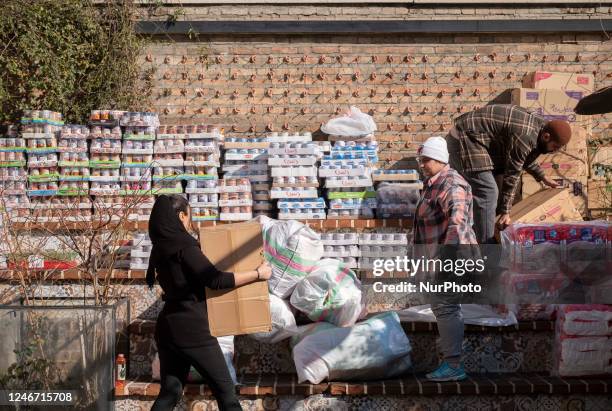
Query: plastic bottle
[{"left": 115, "top": 354, "right": 126, "bottom": 392}]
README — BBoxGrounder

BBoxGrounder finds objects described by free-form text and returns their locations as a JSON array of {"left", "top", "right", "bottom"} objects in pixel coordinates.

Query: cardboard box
[
  {"left": 521, "top": 174, "right": 587, "bottom": 217},
  {"left": 565, "top": 124, "right": 589, "bottom": 153},
  {"left": 522, "top": 71, "right": 595, "bottom": 94},
  {"left": 510, "top": 188, "right": 583, "bottom": 223},
  {"left": 534, "top": 150, "right": 588, "bottom": 179},
  {"left": 200, "top": 222, "right": 271, "bottom": 337},
  {"left": 587, "top": 180, "right": 612, "bottom": 210},
  {"left": 511, "top": 88, "right": 585, "bottom": 123}
]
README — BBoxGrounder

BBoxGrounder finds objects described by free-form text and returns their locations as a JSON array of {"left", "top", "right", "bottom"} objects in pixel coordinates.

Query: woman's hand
[{"left": 256, "top": 261, "right": 272, "bottom": 280}]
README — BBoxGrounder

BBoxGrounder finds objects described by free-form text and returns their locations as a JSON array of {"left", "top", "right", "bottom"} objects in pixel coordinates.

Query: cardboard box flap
[{"left": 200, "top": 222, "right": 272, "bottom": 337}]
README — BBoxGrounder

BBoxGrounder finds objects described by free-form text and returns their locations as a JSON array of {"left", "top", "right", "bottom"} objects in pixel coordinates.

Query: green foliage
[
  {"left": 0, "top": 0, "right": 151, "bottom": 124},
  {"left": 0, "top": 338, "right": 61, "bottom": 392}
]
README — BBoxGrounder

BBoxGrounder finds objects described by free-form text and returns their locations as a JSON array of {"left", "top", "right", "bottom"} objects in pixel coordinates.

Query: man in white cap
[{"left": 414, "top": 136, "right": 478, "bottom": 381}]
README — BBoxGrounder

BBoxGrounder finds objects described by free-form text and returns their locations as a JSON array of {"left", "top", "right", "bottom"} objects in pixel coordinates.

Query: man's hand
[
  {"left": 496, "top": 214, "right": 512, "bottom": 231},
  {"left": 541, "top": 176, "right": 560, "bottom": 188}
]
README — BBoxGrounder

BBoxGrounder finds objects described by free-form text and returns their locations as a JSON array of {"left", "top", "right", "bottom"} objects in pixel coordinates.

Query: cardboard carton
[
  {"left": 200, "top": 222, "right": 271, "bottom": 337},
  {"left": 521, "top": 173, "right": 587, "bottom": 217},
  {"left": 510, "top": 188, "right": 583, "bottom": 223},
  {"left": 587, "top": 180, "right": 612, "bottom": 211},
  {"left": 565, "top": 124, "right": 588, "bottom": 153},
  {"left": 522, "top": 71, "right": 595, "bottom": 94},
  {"left": 534, "top": 150, "right": 588, "bottom": 179},
  {"left": 511, "top": 88, "right": 586, "bottom": 124}
]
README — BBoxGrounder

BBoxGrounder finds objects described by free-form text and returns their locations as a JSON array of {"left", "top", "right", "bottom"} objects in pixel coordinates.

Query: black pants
[{"left": 150, "top": 340, "right": 242, "bottom": 411}]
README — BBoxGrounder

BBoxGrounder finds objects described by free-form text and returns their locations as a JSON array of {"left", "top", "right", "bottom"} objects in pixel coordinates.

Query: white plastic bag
[
  {"left": 151, "top": 336, "right": 238, "bottom": 384},
  {"left": 263, "top": 219, "right": 324, "bottom": 298},
  {"left": 321, "top": 106, "right": 377, "bottom": 137},
  {"left": 398, "top": 304, "right": 518, "bottom": 327},
  {"left": 251, "top": 294, "right": 299, "bottom": 343},
  {"left": 290, "top": 258, "right": 364, "bottom": 327},
  {"left": 291, "top": 312, "right": 412, "bottom": 384}
]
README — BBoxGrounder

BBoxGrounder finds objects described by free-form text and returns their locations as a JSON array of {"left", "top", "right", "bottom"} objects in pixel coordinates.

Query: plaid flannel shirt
[
  {"left": 413, "top": 165, "right": 478, "bottom": 245},
  {"left": 453, "top": 104, "right": 547, "bottom": 214}
]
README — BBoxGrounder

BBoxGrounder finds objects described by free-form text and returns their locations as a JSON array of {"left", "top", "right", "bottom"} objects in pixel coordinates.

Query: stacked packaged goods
[
  {"left": 22, "top": 111, "right": 63, "bottom": 221},
  {"left": 320, "top": 232, "right": 360, "bottom": 269},
  {"left": 58, "top": 124, "right": 90, "bottom": 198},
  {"left": 321, "top": 141, "right": 378, "bottom": 219},
  {"left": 224, "top": 136, "right": 271, "bottom": 218},
  {"left": 218, "top": 178, "right": 252, "bottom": 221},
  {"left": 121, "top": 112, "right": 158, "bottom": 221},
  {"left": 0, "top": 125, "right": 29, "bottom": 220},
  {"left": 359, "top": 232, "right": 410, "bottom": 271},
  {"left": 130, "top": 233, "right": 153, "bottom": 270},
  {"left": 89, "top": 110, "right": 125, "bottom": 218},
  {"left": 269, "top": 140, "right": 324, "bottom": 220},
  {"left": 183, "top": 125, "right": 222, "bottom": 221}
]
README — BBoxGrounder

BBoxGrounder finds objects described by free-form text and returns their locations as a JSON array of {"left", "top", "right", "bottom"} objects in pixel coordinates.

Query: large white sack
[
  {"left": 290, "top": 258, "right": 364, "bottom": 327},
  {"left": 398, "top": 304, "right": 518, "bottom": 327},
  {"left": 263, "top": 219, "right": 324, "bottom": 298},
  {"left": 151, "top": 336, "right": 238, "bottom": 384},
  {"left": 291, "top": 312, "right": 412, "bottom": 384},
  {"left": 321, "top": 106, "right": 377, "bottom": 137},
  {"left": 251, "top": 294, "right": 299, "bottom": 343}
]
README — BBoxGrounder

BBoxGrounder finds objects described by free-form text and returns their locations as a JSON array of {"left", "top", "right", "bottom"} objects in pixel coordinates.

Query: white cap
[{"left": 418, "top": 136, "right": 449, "bottom": 164}]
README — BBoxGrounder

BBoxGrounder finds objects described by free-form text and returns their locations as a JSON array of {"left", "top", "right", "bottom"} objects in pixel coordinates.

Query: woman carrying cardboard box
[{"left": 147, "top": 194, "right": 271, "bottom": 411}]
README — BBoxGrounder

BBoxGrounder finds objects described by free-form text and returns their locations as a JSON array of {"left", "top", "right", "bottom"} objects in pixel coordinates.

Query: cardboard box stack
[
  {"left": 322, "top": 141, "right": 378, "bottom": 219},
  {"left": 0, "top": 125, "right": 29, "bottom": 220},
  {"left": 270, "top": 137, "right": 325, "bottom": 220},
  {"left": 517, "top": 71, "right": 595, "bottom": 217},
  {"left": 224, "top": 136, "right": 272, "bottom": 218}
]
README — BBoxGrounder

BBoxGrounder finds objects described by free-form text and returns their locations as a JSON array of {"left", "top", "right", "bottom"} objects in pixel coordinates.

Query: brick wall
[
  {"left": 143, "top": 4, "right": 611, "bottom": 21},
  {"left": 142, "top": 33, "right": 611, "bottom": 166}
]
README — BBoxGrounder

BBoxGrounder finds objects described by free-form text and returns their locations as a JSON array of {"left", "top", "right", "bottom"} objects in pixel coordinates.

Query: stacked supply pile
[
  {"left": 269, "top": 140, "right": 324, "bottom": 220},
  {"left": 130, "top": 233, "right": 152, "bottom": 270},
  {"left": 224, "top": 136, "right": 270, "bottom": 218},
  {"left": 554, "top": 305, "right": 612, "bottom": 377},
  {"left": 373, "top": 169, "right": 422, "bottom": 219},
  {"left": 500, "top": 222, "right": 609, "bottom": 309},
  {"left": 321, "top": 141, "right": 377, "bottom": 219},
  {"left": 218, "top": 178, "right": 252, "bottom": 221},
  {"left": 516, "top": 71, "right": 594, "bottom": 216},
  {"left": 0, "top": 125, "right": 28, "bottom": 220},
  {"left": 359, "top": 232, "right": 409, "bottom": 271},
  {"left": 22, "top": 110, "right": 62, "bottom": 221},
  {"left": 121, "top": 112, "right": 157, "bottom": 220},
  {"left": 89, "top": 110, "right": 124, "bottom": 218},
  {"left": 183, "top": 125, "right": 222, "bottom": 221},
  {"left": 320, "top": 232, "right": 359, "bottom": 269},
  {"left": 57, "top": 124, "right": 92, "bottom": 221}
]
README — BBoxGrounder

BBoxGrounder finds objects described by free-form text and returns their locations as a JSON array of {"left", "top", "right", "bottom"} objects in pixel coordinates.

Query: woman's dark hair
[{"left": 167, "top": 194, "right": 190, "bottom": 216}]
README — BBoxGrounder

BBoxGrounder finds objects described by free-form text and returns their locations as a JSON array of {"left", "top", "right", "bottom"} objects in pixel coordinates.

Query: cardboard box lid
[
  {"left": 510, "top": 188, "right": 583, "bottom": 223},
  {"left": 200, "top": 222, "right": 271, "bottom": 337}
]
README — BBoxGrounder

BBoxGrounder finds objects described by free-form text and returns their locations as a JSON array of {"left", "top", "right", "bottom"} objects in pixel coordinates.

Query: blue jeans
[{"left": 445, "top": 134, "right": 499, "bottom": 244}]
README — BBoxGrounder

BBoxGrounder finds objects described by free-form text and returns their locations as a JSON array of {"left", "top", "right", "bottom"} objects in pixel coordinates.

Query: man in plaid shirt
[
  {"left": 413, "top": 136, "right": 478, "bottom": 382},
  {"left": 446, "top": 104, "right": 571, "bottom": 243}
]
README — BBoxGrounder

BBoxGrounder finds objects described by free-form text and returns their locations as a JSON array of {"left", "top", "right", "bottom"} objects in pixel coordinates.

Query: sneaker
[{"left": 425, "top": 361, "right": 467, "bottom": 382}]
